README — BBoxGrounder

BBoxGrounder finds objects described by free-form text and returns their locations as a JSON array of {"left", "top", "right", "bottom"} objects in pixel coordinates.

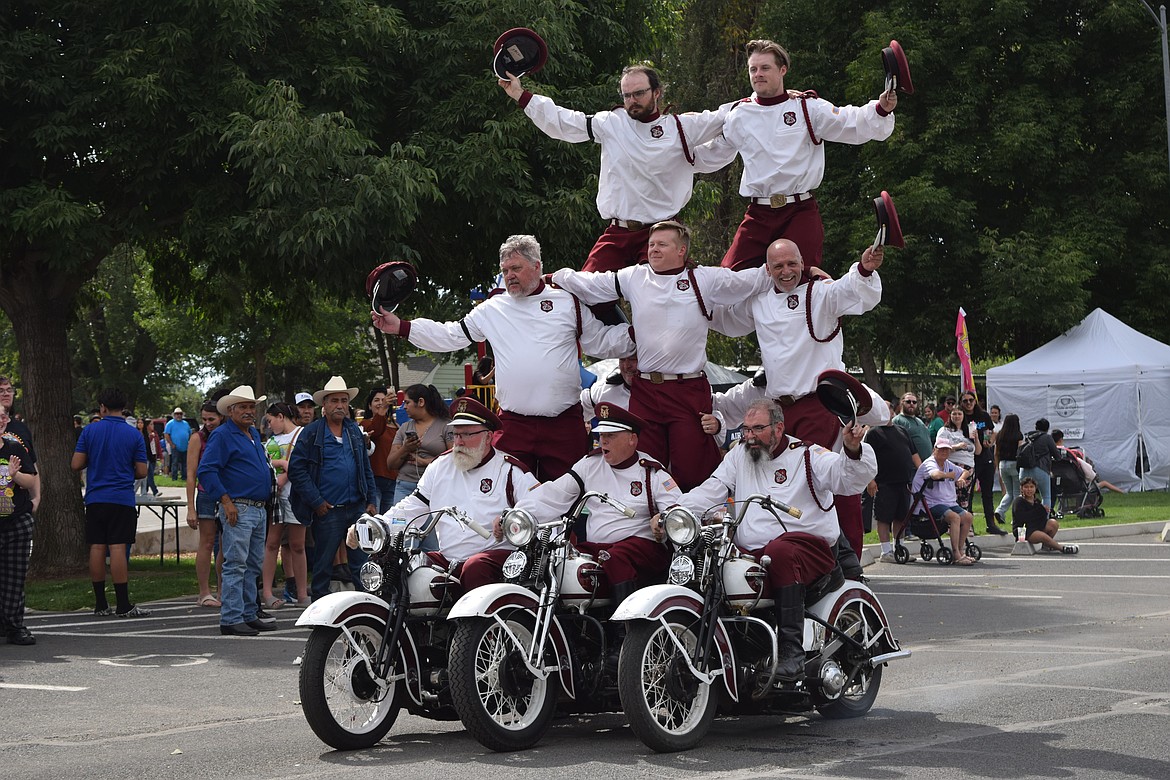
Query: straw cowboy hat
[
  {"left": 313, "top": 376, "right": 360, "bottom": 406},
  {"left": 216, "top": 385, "right": 268, "bottom": 415}
]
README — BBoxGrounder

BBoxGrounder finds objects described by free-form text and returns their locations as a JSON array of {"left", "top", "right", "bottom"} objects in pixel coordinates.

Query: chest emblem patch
[
  {"left": 540, "top": 300, "right": 553, "bottom": 312},
  {"left": 787, "top": 294, "right": 799, "bottom": 310},
  {"left": 650, "top": 124, "right": 664, "bottom": 138},
  {"left": 676, "top": 279, "right": 691, "bottom": 292},
  {"left": 630, "top": 481, "right": 643, "bottom": 496},
  {"left": 774, "top": 469, "right": 788, "bottom": 485},
  {"left": 480, "top": 478, "right": 493, "bottom": 494},
  {"left": 783, "top": 111, "right": 797, "bottom": 126}
]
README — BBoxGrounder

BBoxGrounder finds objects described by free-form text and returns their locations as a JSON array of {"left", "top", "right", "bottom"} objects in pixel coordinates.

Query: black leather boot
[
  {"left": 606, "top": 580, "right": 638, "bottom": 678},
  {"left": 835, "top": 535, "right": 864, "bottom": 581},
  {"left": 774, "top": 583, "right": 806, "bottom": 682}
]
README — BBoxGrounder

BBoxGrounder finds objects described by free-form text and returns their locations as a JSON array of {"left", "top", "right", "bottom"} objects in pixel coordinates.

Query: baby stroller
[
  {"left": 1051, "top": 450, "right": 1105, "bottom": 518},
  {"left": 893, "top": 478, "right": 982, "bottom": 565}
]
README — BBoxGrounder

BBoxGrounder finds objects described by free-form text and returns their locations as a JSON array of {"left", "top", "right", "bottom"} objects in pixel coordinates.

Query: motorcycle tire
[
  {"left": 449, "top": 614, "right": 558, "bottom": 752},
  {"left": 816, "top": 604, "right": 884, "bottom": 720},
  {"left": 617, "top": 615, "right": 718, "bottom": 753},
  {"left": 299, "top": 618, "right": 402, "bottom": 750}
]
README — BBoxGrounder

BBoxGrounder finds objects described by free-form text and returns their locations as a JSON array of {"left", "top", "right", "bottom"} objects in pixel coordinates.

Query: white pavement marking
[
  {"left": 0, "top": 682, "right": 89, "bottom": 692},
  {"left": 876, "top": 591, "right": 1063, "bottom": 599},
  {"left": 32, "top": 630, "right": 309, "bottom": 642}
]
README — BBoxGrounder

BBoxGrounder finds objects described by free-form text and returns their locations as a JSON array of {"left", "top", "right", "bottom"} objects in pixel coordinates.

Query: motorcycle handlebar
[{"left": 742, "top": 493, "right": 803, "bottom": 519}]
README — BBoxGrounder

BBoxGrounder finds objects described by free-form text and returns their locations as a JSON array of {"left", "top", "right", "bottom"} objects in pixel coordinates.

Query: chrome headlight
[
  {"left": 355, "top": 517, "right": 394, "bottom": 553},
  {"left": 662, "top": 506, "right": 699, "bottom": 547},
  {"left": 502, "top": 508, "right": 536, "bottom": 547},
  {"left": 359, "top": 561, "right": 384, "bottom": 591},
  {"left": 668, "top": 555, "right": 696, "bottom": 585}
]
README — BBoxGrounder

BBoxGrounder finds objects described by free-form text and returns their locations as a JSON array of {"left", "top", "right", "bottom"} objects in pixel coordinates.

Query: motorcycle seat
[{"left": 804, "top": 565, "right": 845, "bottom": 605}]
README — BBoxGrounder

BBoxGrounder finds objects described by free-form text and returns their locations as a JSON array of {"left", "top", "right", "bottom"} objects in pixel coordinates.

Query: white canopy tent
[{"left": 985, "top": 309, "right": 1170, "bottom": 491}]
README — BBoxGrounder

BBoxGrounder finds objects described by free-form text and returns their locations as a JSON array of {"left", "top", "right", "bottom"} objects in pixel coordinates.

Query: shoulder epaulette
[
  {"left": 639, "top": 457, "right": 666, "bottom": 471},
  {"left": 790, "top": 440, "right": 807, "bottom": 450},
  {"left": 487, "top": 287, "right": 506, "bottom": 298},
  {"left": 503, "top": 453, "right": 531, "bottom": 472},
  {"left": 797, "top": 89, "right": 820, "bottom": 100}
]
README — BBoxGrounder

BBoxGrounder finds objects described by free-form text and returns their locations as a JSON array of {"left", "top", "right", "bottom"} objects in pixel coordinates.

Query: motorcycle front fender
[
  {"left": 295, "top": 591, "right": 390, "bottom": 628},
  {"left": 611, "top": 584, "right": 741, "bottom": 703},
  {"left": 447, "top": 584, "right": 576, "bottom": 700}
]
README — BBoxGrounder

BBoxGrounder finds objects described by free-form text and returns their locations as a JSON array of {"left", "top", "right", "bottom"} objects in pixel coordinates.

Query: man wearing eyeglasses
[
  {"left": 382, "top": 398, "right": 538, "bottom": 590},
  {"left": 499, "top": 65, "right": 730, "bottom": 285},
  {"left": 893, "top": 393, "right": 933, "bottom": 461},
  {"left": 0, "top": 378, "right": 38, "bottom": 512}
]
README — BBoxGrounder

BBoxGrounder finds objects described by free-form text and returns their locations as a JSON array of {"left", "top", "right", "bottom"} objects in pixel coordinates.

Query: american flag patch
[{"left": 663, "top": 477, "right": 677, "bottom": 490}]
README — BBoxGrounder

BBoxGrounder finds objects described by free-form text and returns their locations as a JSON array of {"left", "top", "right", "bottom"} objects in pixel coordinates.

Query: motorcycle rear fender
[
  {"left": 610, "top": 584, "right": 742, "bottom": 703},
  {"left": 447, "top": 583, "right": 576, "bottom": 701},
  {"left": 295, "top": 591, "right": 390, "bottom": 628},
  {"left": 808, "top": 582, "right": 905, "bottom": 660}
]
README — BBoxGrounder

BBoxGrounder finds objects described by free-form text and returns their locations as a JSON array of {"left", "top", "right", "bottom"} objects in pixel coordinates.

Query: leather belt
[
  {"left": 640, "top": 371, "right": 705, "bottom": 385},
  {"left": 230, "top": 497, "right": 267, "bottom": 508},
  {"left": 609, "top": 216, "right": 674, "bottom": 231},
  {"left": 774, "top": 394, "right": 804, "bottom": 408},
  {"left": 750, "top": 192, "right": 813, "bottom": 209}
]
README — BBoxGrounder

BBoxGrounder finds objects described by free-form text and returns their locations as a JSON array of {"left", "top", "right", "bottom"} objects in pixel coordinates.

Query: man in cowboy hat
[
  {"left": 662, "top": 399, "right": 876, "bottom": 681},
  {"left": 693, "top": 38, "right": 898, "bottom": 272},
  {"left": 164, "top": 406, "right": 191, "bottom": 480},
  {"left": 197, "top": 385, "right": 274, "bottom": 635},
  {"left": 288, "top": 376, "right": 379, "bottom": 600},
  {"left": 379, "top": 397, "right": 538, "bottom": 589}
]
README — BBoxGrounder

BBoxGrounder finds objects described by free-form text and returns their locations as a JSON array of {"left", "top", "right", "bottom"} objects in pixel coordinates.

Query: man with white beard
[
  {"left": 380, "top": 397, "right": 539, "bottom": 590},
  {"left": 372, "top": 234, "right": 634, "bottom": 482},
  {"left": 661, "top": 399, "right": 875, "bottom": 681}
]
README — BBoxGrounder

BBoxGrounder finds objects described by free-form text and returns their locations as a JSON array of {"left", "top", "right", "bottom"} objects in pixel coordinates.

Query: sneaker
[
  {"left": 6, "top": 627, "right": 35, "bottom": 645},
  {"left": 115, "top": 605, "right": 151, "bottom": 618},
  {"left": 94, "top": 606, "right": 115, "bottom": 616},
  {"left": 253, "top": 609, "right": 277, "bottom": 626},
  {"left": 879, "top": 551, "right": 896, "bottom": 563},
  {"left": 986, "top": 524, "right": 1009, "bottom": 536},
  {"left": 994, "top": 511, "right": 1005, "bottom": 526},
  {"left": 1061, "top": 544, "right": 1080, "bottom": 555}
]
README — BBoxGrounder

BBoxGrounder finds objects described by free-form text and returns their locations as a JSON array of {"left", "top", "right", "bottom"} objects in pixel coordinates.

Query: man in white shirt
[
  {"left": 372, "top": 234, "right": 633, "bottom": 481},
  {"left": 694, "top": 39, "right": 897, "bottom": 271}
]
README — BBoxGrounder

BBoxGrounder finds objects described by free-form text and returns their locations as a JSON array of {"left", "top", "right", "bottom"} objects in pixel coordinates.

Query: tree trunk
[
  {"left": 3, "top": 292, "right": 88, "bottom": 575},
  {"left": 856, "top": 340, "right": 887, "bottom": 398}
]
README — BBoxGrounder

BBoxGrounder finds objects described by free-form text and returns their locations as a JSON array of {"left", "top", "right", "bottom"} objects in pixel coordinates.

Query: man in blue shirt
[
  {"left": 72, "top": 388, "right": 149, "bottom": 617},
  {"left": 289, "top": 376, "right": 378, "bottom": 600},
  {"left": 164, "top": 407, "right": 192, "bottom": 480},
  {"left": 197, "top": 385, "right": 274, "bottom": 636}
]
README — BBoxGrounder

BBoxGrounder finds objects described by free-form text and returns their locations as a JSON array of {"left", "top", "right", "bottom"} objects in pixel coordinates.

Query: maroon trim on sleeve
[
  {"left": 844, "top": 445, "right": 863, "bottom": 461},
  {"left": 858, "top": 263, "right": 874, "bottom": 278},
  {"left": 876, "top": 104, "right": 891, "bottom": 118},
  {"left": 399, "top": 320, "right": 412, "bottom": 339},
  {"left": 518, "top": 90, "right": 534, "bottom": 109},
  {"left": 628, "top": 326, "right": 637, "bottom": 344}
]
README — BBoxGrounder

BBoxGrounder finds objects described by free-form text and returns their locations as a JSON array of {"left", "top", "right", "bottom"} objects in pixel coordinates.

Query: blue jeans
[
  {"left": 390, "top": 479, "right": 438, "bottom": 552},
  {"left": 1019, "top": 466, "right": 1052, "bottom": 511},
  {"left": 219, "top": 502, "right": 266, "bottom": 626},
  {"left": 996, "top": 459, "right": 1019, "bottom": 519},
  {"left": 310, "top": 505, "right": 369, "bottom": 599},
  {"left": 374, "top": 476, "right": 396, "bottom": 514},
  {"left": 171, "top": 450, "right": 187, "bottom": 481}
]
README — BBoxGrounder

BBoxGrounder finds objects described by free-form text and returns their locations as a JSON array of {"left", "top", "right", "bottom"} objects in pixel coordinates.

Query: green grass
[
  {"left": 153, "top": 475, "right": 186, "bottom": 488},
  {"left": 26, "top": 555, "right": 217, "bottom": 612},
  {"left": 861, "top": 489, "right": 1170, "bottom": 546}
]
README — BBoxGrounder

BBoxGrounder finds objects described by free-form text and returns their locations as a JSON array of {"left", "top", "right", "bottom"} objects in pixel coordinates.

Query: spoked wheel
[
  {"left": 617, "top": 615, "right": 718, "bottom": 753},
  {"left": 893, "top": 546, "right": 910, "bottom": 564},
  {"left": 299, "top": 618, "right": 401, "bottom": 750},
  {"left": 816, "top": 605, "right": 883, "bottom": 719},
  {"left": 936, "top": 546, "right": 953, "bottom": 565},
  {"left": 966, "top": 543, "right": 983, "bottom": 561},
  {"left": 449, "top": 614, "right": 557, "bottom": 752},
  {"left": 919, "top": 543, "right": 933, "bottom": 561}
]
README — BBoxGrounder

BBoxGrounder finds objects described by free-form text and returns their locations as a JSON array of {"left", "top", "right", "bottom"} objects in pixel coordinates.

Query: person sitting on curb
[{"left": 1014, "top": 476, "right": 1078, "bottom": 554}]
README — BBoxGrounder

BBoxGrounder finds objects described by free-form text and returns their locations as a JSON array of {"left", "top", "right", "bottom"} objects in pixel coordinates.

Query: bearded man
[{"left": 383, "top": 397, "right": 539, "bottom": 590}]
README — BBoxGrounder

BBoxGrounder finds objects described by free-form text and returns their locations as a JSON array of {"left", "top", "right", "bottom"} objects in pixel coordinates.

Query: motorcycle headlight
[
  {"left": 662, "top": 506, "right": 699, "bottom": 547},
  {"left": 502, "top": 508, "right": 535, "bottom": 547},
  {"left": 355, "top": 517, "right": 393, "bottom": 553},
  {"left": 359, "top": 561, "right": 384, "bottom": 591}
]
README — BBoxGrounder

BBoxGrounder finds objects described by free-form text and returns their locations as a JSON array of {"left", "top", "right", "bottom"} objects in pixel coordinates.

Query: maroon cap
[
  {"left": 815, "top": 370, "right": 873, "bottom": 426},
  {"left": 448, "top": 396, "right": 502, "bottom": 431},
  {"left": 593, "top": 402, "right": 647, "bottom": 434},
  {"left": 366, "top": 261, "right": 417, "bottom": 313},
  {"left": 881, "top": 40, "right": 914, "bottom": 94},
  {"left": 873, "top": 190, "right": 905, "bottom": 248},
  {"left": 492, "top": 28, "right": 548, "bottom": 80}
]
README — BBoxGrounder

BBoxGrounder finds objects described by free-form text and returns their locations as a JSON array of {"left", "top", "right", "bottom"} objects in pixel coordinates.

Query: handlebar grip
[{"left": 465, "top": 518, "right": 493, "bottom": 539}]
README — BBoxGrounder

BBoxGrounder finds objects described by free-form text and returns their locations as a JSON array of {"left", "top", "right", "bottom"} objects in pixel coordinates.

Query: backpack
[{"left": 1017, "top": 431, "right": 1041, "bottom": 469}]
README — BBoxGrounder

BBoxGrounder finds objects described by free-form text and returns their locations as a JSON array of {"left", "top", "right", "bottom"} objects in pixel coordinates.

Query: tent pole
[{"left": 1136, "top": 382, "right": 1147, "bottom": 491}]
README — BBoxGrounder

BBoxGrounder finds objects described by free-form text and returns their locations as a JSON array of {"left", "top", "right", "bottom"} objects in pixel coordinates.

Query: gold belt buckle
[
  {"left": 649, "top": 372, "right": 665, "bottom": 385},
  {"left": 769, "top": 194, "right": 787, "bottom": 208}
]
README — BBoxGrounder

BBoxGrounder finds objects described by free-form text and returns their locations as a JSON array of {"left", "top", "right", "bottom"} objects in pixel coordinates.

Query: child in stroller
[{"left": 1050, "top": 430, "right": 1112, "bottom": 518}]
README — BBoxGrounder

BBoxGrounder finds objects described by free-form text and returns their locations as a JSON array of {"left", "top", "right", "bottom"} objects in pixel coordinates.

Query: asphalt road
[{"left": 2, "top": 532, "right": 1168, "bottom": 780}]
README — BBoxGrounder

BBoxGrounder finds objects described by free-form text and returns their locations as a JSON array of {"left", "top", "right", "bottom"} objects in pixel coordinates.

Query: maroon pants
[
  {"left": 780, "top": 394, "right": 863, "bottom": 556},
  {"left": 583, "top": 224, "right": 653, "bottom": 272},
  {"left": 576, "top": 536, "right": 670, "bottom": 585},
  {"left": 747, "top": 531, "right": 837, "bottom": 588},
  {"left": 629, "top": 375, "right": 720, "bottom": 491},
  {"left": 427, "top": 549, "right": 513, "bottom": 591},
  {"left": 497, "top": 405, "right": 589, "bottom": 482},
  {"left": 721, "top": 200, "right": 824, "bottom": 271}
]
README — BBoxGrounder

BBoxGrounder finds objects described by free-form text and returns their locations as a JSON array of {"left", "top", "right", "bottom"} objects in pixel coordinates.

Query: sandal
[
  {"left": 263, "top": 597, "right": 286, "bottom": 610},
  {"left": 294, "top": 598, "right": 313, "bottom": 607},
  {"left": 954, "top": 556, "right": 976, "bottom": 566},
  {"left": 198, "top": 594, "right": 221, "bottom": 608}
]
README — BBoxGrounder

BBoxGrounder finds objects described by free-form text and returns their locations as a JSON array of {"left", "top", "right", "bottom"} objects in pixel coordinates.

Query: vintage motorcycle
[
  {"left": 614, "top": 494, "right": 910, "bottom": 753},
  {"left": 446, "top": 490, "right": 636, "bottom": 752},
  {"left": 296, "top": 506, "right": 492, "bottom": 750}
]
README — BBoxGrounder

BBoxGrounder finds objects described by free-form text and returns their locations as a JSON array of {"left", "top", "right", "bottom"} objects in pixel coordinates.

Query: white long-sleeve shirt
[
  {"left": 521, "top": 92, "right": 731, "bottom": 222},
  {"left": 711, "top": 262, "right": 881, "bottom": 399},
  {"left": 680, "top": 435, "right": 877, "bottom": 549},
  {"left": 387, "top": 448, "right": 539, "bottom": 563},
  {"left": 515, "top": 449, "right": 681, "bottom": 544},
  {"left": 402, "top": 282, "right": 633, "bottom": 416},
  {"left": 693, "top": 93, "right": 894, "bottom": 196},
  {"left": 552, "top": 264, "right": 771, "bottom": 374}
]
